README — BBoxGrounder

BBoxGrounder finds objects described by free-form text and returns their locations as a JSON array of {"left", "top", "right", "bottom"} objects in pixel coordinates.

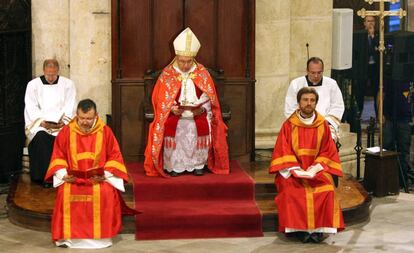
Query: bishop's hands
[
  {"left": 192, "top": 106, "right": 205, "bottom": 116},
  {"left": 171, "top": 105, "right": 205, "bottom": 116},
  {"left": 171, "top": 105, "right": 184, "bottom": 116}
]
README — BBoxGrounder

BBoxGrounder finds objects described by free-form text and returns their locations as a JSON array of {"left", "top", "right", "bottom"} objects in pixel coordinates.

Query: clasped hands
[
  {"left": 62, "top": 174, "right": 106, "bottom": 184},
  {"left": 171, "top": 105, "right": 205, "bottom": 116}
]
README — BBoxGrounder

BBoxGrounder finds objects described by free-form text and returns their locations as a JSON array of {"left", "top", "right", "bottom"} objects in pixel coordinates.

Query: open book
[
  {"left": 44, "top": 111, "right": 65, "bottom": 124},
  {"left": 178, "top": 104, "right": 202, "bottom": 111},
  {"left": 67, "top": 167, "right": 104, "bottom": 179},
  {"left": 178, "top": 99, "right": 209, "bottom": 111},
  {"left": 291, "top": 164, "right": 323, "bottom": 179}
]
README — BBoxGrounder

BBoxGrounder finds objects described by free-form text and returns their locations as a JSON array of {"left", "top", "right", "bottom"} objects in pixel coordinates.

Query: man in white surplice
[
  {"left": 284, "top": 57, "right": 344, "bottom": 141},
  {"left": 24, "top": 59, "right": 76, "bottom": 187}
]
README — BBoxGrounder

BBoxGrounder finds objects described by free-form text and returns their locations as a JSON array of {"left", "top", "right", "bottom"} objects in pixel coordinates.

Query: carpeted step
[
  {"left": 128, "top": 161, "right": 263, "bottom": 240},
  {"left": 132, "top": 173, "right": 255, "bottom": 202},
  {"left": 135, "top": 200, "right": 262, "bottom": 239}
]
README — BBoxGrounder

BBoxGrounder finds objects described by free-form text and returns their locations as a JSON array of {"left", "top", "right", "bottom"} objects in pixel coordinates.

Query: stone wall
[
  {"left": 408, "top": 0, "right": 414, "bottom": 32},
  {"left": 32, "top": 0, "right": 333, "bottom": 134},
  {"left": 255, "top": 0, "right": 333, "bottom": 148},
  {"left": 32, "top": 0, "right": 111, "bottom": 119}
]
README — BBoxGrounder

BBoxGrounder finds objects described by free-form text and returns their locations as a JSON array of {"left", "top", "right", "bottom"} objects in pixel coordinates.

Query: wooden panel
[
  {"left": 185, "top": 0, "right": 216, "bottom": 69},
  {"left": 112, "top": 0, "right": 256, "bottom": 162},
  {"left": 119, "top": 83, "right": 146, "bottom": 162},
  {"left": 0, "top": 0, "right": 31, "bottom": 181},
  {"left": 224, "top": 80, "right": 254, "bottom": 158},
  {"left": 152, "top": 0, "right": 183, "bottom": 69},
  {"left": 119, "top": 0, "right": 151, "bottom": 78},
  {"left": 218, "top": 0, "right": 247, "bottom": 78}
]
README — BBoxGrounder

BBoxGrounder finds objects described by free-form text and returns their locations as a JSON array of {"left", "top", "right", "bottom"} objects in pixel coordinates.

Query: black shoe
[
  {"left": 295, "top": 232, "right": 311, "bottom": 243},
  {"left": 169, "top": 171, "right": 179, "bottom": 177},
  {"left": 309, "top": 233, "right": 324, "bottom": 243},
  {"left": 0, "top": 184, "right": 9, "bottom": 195},
  {"left": 194, "top": 169, "right": 204, "bottom": 176},
  {"left": 43, "top": 183, "right": 52, "bottom": 188}
]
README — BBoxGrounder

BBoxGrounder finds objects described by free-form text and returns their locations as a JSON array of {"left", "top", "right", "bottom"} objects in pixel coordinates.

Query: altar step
[{"left": 7, "top": 161, "right": 371, "bottom": 234}]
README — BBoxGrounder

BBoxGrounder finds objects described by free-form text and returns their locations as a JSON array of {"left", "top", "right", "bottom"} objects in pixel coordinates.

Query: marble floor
[{"left": 1, "top": 192, "right": 414, "bottom": 253}]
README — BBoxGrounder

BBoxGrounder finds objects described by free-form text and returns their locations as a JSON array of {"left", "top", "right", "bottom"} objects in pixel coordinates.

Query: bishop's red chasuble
[
  {"left": 269, "top": 112, "right": 345, "bottom": 232},
  {"left": 45, "top": 117, "right": 129, "bottom": 241},
  {"left": 144, "top": 63, "right": 229, "bottom": 177}
]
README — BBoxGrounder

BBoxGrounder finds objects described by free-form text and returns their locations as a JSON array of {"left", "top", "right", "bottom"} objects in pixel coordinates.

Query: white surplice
[
  {"left": 163, "top": 65, "right": 211, "bottom": 173},
  {"left": 24, "top": 76, "right": 76, "bottom": 142},
  {"left": 284, "top": 76, "right": 344, "bottom": 140}
]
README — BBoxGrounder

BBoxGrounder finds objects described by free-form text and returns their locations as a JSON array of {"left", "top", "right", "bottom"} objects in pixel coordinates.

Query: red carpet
[{"left": 128, "top": 160, "right": 263, "bottom": 240}]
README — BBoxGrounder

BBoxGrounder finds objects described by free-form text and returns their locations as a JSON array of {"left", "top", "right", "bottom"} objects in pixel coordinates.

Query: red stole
[{"left": 164, "top": 84, "right": 209, "bottom": 138}]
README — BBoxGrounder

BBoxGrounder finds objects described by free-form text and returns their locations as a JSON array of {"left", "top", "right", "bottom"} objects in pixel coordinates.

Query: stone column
[
  {"left": 69, "top": 0, "right": 111, "bottom": 117},
  {"left": 32, "top": 0, "right": 112, "bottom": 119},
  {"left": 289, "top": 0, "right": 333, "bottom": 79},
  {"left": 32, "top": 0, "right": 70, "bottom": 77},
  {"left": 255, "top": 0, "right": 291, "bottom": 148}
]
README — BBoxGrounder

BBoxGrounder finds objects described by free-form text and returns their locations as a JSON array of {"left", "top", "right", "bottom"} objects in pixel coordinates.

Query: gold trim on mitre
[{"left": 173, "top": 27, "right": 201, "bottom": 57}]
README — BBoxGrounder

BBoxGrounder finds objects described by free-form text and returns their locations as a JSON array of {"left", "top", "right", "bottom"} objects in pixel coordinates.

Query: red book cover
[{"left": 67, "top": 168, "right": 104, "bottom": 179}]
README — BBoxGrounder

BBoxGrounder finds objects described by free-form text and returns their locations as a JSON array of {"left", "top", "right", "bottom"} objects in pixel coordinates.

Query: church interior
[{"left": 1, "top": 0, "right": 414, "bottom": 252}]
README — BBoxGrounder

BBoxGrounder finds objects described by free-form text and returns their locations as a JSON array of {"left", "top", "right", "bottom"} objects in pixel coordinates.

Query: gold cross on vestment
[{"left": 357, "top": 0, "right": 406, "bottom": 155}]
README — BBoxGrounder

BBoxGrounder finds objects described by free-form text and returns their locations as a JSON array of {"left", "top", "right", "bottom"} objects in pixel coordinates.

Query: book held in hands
[
  {"left": 291, "top": 164, "right": 323, "bottom": 179},
  {"left": 67, "top": 168, "right": 105, "bottom": 179}
]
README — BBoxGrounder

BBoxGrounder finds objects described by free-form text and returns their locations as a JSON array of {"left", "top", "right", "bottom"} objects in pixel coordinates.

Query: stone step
[{"left": 339, "top": 123, "right": 350, "bottom": 133}]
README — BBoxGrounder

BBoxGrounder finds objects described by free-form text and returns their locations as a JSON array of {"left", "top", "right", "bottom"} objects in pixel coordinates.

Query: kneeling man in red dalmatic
[{"left": 45, "top": 99, "right": 135, "bottom": 249}]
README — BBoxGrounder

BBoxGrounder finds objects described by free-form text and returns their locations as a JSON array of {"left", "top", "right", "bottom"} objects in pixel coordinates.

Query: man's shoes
[
  {"left": 57, "top": 243, "right": 69, "bottom": 248},
  {"left": 194, "top": 169, "right": 204, "bottom": 176},
  {"left": 43, "top": 183, "right": 52, "bottom": 188},
  {"left": 169, "top": 171, "right": 179, "bottom": 177},
  {"left": 0, "top": 184, "right": 9, "bottom": 195},
  {"left": 309, "top": 233, "right": 324, "bottom": 243},
  {"left": 294, "top": 232, "right": 311, "bottom": 243}
]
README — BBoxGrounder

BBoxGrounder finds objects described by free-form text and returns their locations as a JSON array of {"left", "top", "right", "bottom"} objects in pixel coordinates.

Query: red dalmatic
[
  {"left": 45, "top": 117, "right": 129, "bottom": 241},
  {"left": 269, "top": 112, "right": 345, "bottom": 232}
]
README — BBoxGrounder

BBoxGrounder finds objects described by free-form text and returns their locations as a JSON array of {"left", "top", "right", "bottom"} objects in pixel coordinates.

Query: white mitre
[{"left": 173, "top": 27, "right": 201, "bottom": 57}]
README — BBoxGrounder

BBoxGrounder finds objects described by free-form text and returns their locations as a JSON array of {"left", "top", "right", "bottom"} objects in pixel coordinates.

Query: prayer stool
[
  {"left": 143, "top": 68, "right": 231, "bottom": 123},
  {"left": 363, "top": 150, "right": 400, "bottom": 197}
]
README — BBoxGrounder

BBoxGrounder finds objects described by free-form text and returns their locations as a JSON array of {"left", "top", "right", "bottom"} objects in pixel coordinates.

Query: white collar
[
  {"left": 296, "top": 111, "right": 315, "bottom": 125},
  {"left": 173, "top": 64, "right": 196, "bottom": 75}
]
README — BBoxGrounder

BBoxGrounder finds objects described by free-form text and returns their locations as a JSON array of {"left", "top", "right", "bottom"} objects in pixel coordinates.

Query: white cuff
[
  {"left": 104, "top": 171, "right": 125, "bottom": 192},
  {"left": 53, "top": 168, "right": 68, "bottom": 188}
]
